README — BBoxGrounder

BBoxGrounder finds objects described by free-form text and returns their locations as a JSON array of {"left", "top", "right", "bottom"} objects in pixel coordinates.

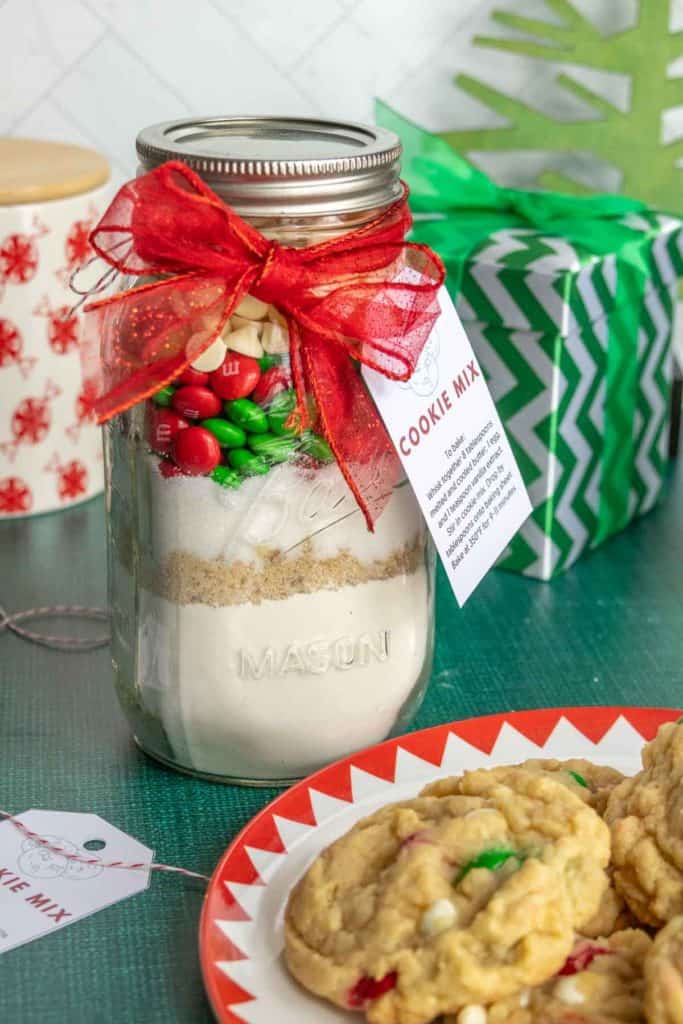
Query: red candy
[
  {"left": 159, "top": 459, "right": 185, "bottom": 478},
  {"left": 172, "top": 426, "right": 221, "bottom": 475},
  {"left": 210, "top": 353, "right": 261, "bottom": 401},
  {"left": 177, "top": 366, "right": 209, "bottom": 386},
  {"left": 147, "top": 407, "right": 188, "bottom": 455},
  {"left": 252, "top": 365, "right": 290, "bottom": 407},
  {"left": 171, "top": 385, "right": 222, "bottom": 420},
  {"left": 348, "top": 972, "right": 397, "bottom": 1008},
  {"left": 558, "top": 944, "right": 612, "bottom": 976}
]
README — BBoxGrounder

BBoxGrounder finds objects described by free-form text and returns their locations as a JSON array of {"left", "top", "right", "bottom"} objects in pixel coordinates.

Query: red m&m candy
[
  {"left": 251, "top": 365, "right": 290, "bottom": 407},
  {"left": 210, "top": 353, "right": 261, "bottom": 401},
  {"left": 177, "top": 366, "right": 209, "bottom": 386},
  {"left": 171, "top": 385, "right": 222, "bottom": 420},
  {"left": 147, "top": 406, "right": 189, "bottom": 455},
  {"left": 172, "top": 426, "right": 221, "bottom": 475}
]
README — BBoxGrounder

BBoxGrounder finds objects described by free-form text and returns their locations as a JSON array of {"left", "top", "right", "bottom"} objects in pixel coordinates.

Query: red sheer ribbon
[{"left": 81, "top": 160, "right": 444, "bottom": 528}]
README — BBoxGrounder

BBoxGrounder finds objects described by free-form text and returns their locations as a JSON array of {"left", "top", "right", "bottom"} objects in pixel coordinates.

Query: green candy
[
  {"left": 225, "top": 398, "right": 268, "bottom": 435},
  {"left": 152, "top": 384, "right": 175, "bottom": 407},
  {"left": 228, "top": 448, "right": 269, "bottom": 476},
  {"left": 267, "top": 389, "right": 297, "bottom": 436},
  {"left": 567, "top": 769, "right": 589, "bottom": 789},
  {"left": 301, "top": 432, "right": 334, "bottom": 463},
  {"left": 453, "top": 847, "right": 526, "bottom": 886},
  {"left": 201, "top": 418, "right": 247, "bottom": 449},
  {"left": 258, "top": 354, "right": 281, "bottom": 372},
  {"left": 210, "top": 465, "right": 242, "bottom": 489},
  {"left": 248, "top": 432, "right": 297, "bottom": 464}
]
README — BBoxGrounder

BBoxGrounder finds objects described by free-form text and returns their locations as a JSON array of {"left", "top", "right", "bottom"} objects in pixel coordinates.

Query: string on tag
[
  {"left": 0, "top": 603, "right": 110, "bottom": 651},
  {"left": 0, "top": 810, "right": 210, "bottom": 884}
]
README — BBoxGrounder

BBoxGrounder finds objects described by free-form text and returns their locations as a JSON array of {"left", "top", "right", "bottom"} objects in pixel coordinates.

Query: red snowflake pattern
[
  {"left": 0, "top": 233, "right": 39, "bottom": 285},
  {"left": 48, "top": 305, "right": 79, "bottom": 355},
  {"left": 56, "top": 459, "right": 88, "bottom": 501},
  {"left": 33, "top": 296, "right": 80, "bottom": 355},
  {"left": 65, "top": 389, "right": 95, "bottom": 443},
  {"left": 0, "top": 476, "right": 32, "bottom": 514},
  {"left": 12, "top": 397, "right": 51, "bottom": 445},
  {"left": 0, "top": 318, "right": 22, "bottom": 368},
  {"left": 65, "top": 218, "right": 94, "bottom": 269}
]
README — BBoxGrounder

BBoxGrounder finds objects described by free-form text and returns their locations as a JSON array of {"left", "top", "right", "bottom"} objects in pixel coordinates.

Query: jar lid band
[{"left": 135, "top": 116, "right": 402, "bottom": 218}]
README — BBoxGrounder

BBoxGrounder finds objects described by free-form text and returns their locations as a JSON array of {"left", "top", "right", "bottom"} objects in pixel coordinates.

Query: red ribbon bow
[{"left": 81, "top": 160, "right": 444, "bottom": 527}]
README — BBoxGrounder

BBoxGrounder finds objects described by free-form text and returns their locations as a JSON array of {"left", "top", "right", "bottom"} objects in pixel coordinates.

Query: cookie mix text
[
  {"left": 399, "top": 359, "right": 481, "bottom": 456},
  {"left": 0, "top": 867, "right": 71, "bottom": 923}
]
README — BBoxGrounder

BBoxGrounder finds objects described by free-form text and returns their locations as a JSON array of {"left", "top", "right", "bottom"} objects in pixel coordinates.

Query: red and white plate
[{"left": 200, "top": 705, "right": 680, "bottom": 1023}]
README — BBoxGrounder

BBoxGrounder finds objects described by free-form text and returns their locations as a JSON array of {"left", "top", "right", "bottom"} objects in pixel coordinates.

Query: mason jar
[{"left": 105, "top": 117, "right": 436, "bottom": 784}]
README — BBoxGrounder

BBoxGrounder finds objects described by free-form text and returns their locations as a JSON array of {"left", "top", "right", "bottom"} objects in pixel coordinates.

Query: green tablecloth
[{"left": 2, "top": 468, "right": 682, "bottom": 1023}]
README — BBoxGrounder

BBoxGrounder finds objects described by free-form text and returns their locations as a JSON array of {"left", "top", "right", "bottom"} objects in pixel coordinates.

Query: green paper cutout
[{"left": 435, "top": 0, "right": 683, "bottom": 212}]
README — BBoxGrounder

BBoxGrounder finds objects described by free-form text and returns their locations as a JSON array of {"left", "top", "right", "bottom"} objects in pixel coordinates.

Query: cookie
[
  {"left": 422, "top": 758, "right": 624, "bottom": 816},
  {"left": 644, "top": 915, "right": 683, "bottom": 1024},
  {"left": 445, "top": 929, "right": 651, "bottom": 1024},
  {"left": 284, "top": 768, "right": 610, "bottom": 1024},
  {"left": 582, "top": 876, "right": 633, "bottom": 941},
  {"left": 605, "top": 722, "right": 683, "bottom": 926}
]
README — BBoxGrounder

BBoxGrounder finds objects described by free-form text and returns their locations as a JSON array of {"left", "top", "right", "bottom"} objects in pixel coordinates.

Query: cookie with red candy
[{"left": 284, "top": 768, "right": 610, "bottom": 1024}]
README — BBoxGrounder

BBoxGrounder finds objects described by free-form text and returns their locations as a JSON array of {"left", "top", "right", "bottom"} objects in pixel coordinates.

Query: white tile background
[{"left": 1, "top": 0, "right": 680, "bottom": 189}]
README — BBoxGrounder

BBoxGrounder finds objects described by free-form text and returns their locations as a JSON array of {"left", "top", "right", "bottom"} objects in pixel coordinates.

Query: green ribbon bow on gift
[{"left": 377, "top": 102, "right": 668, "bottom": 550}]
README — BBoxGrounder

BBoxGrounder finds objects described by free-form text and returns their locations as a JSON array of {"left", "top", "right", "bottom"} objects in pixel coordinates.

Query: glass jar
[{"left": 105, "top": 117, "right": 436, "bottom": 784}]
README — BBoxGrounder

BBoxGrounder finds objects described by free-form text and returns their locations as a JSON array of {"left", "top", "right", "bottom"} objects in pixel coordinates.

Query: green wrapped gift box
[{"left": 379, "top": 104, "right": 683, "bottom": 580}]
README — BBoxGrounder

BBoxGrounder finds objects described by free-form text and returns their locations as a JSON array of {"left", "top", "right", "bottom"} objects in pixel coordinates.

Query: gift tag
[
  {"left": 0, "top": 810, "right": 152, "bottom": 953},
  {"left": 364, "top": 287, "right": 531, "bottom": 605}
]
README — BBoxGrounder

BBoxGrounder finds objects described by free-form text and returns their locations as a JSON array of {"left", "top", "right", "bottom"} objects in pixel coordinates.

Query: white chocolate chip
[
  {"left": 230, "top": 314, "right": 263, "bottom": 337},
  {"left": 261, "top": 321, "right": 288, "bottom": 354},
  {"left": 225, "top": 324, "right": 263, "bottom": 359},
  {"left": 420, "top": 898, "right": 457, "bottom": 937},
  {"left": 518, "top": 988, "right": 531, "bottom": 1008},
  {"left": 234, "top": 294, "right": 269, "bottom": 320},
  {"left": 457, "top": 1005, "right": 487, "bottom": 1024},
  {"left": 554, "top": 977, "right": 585, "bottom": 1006},
  {"left": 190, "top": 336, "right": 227, "bottom": 373}
]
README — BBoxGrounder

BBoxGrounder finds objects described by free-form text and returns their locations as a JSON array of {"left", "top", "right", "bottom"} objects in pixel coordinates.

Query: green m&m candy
[
  {"left": 453, "top": 847, "right": 526, "bottom": 886},
  {"left": 267, "top": 389, "right": 297, "bottom": 436},
  {"left": 152, "top": 384, "right": 176, "bottom": 407},
  {"left": 228, "top": 448, "right": 269, "bottom": 476},
  {"left": 210, "top": 465, "right": 242, "bottom": 489},
  {"left": 201, "top": 418, "right": 246, "bottom": 449},
  {"left": 257, "top": 354, "right": 281, "bottom": 372},
  {"left": 225, "top": 398, "right": 268, "bottom": 435},
  {"left": 248, "top": 432, "right": 297, "bottom": 464},
  {"left": 301, "top": 432, "right": 334, "bottom": 463}
]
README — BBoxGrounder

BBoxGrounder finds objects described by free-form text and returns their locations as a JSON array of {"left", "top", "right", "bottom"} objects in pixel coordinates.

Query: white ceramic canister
[{"left": 0, "top": 138, "right": 110, "bottom": 517}]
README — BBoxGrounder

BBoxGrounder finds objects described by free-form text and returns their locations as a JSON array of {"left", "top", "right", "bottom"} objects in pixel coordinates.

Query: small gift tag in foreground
[
  {"left": 0, "top": 810, "right": 152, "bottom": 953},
  {"left": 364, "top": 288, "right": 532, "bottom": 605}
]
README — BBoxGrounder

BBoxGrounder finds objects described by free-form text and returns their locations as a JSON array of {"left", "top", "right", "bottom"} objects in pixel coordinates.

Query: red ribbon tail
[{"left": 300, "top": 330, "right": 402, "bottom": 531}]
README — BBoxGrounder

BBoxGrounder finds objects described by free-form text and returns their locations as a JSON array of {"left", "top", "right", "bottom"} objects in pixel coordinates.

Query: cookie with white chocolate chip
[
  {"left": 644, "top": 915, "right": 683, "bottom": 1024},
  {"left": 605, "top": 721, "right": 683, "bottom": 927},
  {"left": 445, "top": 929, "right": 651, "bottom": 1024},
  {"left": 284, "top": 768, "right": 610, "bottom": 1024}
]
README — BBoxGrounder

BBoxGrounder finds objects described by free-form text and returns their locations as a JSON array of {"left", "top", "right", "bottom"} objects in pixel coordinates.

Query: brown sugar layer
[{"left": 153, "top": 537, "right": 424, "bottom": 607}]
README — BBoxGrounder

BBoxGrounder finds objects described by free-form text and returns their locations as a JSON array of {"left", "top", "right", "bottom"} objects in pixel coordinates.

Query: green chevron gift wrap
[{"left": 379, "top": 105, "right": 683, "bottom": 580}]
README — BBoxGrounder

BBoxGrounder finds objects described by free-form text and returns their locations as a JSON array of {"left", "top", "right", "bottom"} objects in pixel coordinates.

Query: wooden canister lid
[{"left": 0, "top": 138, "right": 110, "bottom": 206}]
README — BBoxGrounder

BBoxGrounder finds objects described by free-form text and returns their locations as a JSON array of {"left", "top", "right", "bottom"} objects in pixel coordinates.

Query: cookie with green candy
[
  {"left": 285, "top": 768, "right": 610, "bottom": 1024},
  {"left": 422, "top": 759, "right": 624, "bottom": 816}
]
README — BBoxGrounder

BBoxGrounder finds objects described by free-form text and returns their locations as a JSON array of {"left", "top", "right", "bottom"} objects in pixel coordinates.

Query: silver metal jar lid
[{"left": 136, "top": 116, "right": 402, "bottom": 218}]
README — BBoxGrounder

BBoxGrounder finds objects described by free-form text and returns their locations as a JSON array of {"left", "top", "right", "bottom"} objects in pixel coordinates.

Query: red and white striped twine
[{"left": 0, "top": 810, "right": 210, "bottom": 883}]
